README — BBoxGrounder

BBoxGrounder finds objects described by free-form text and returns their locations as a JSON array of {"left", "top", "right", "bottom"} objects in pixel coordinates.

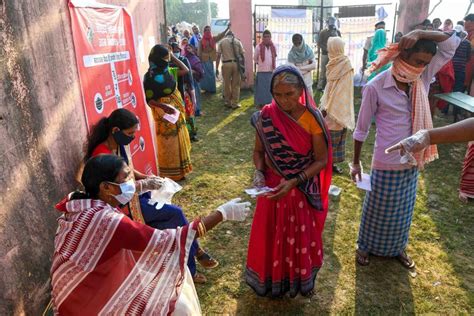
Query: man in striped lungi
[{"left": 350, "top": 30, "right": 460, "bottom": 268}]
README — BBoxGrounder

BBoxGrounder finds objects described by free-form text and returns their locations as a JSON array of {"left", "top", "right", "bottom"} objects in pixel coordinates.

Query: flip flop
[
  {"left": 356, "top": 249, "right": 370, "bottom": 266},
  {"left": 396, "top": 250, "right": 415, "bottom": 269}
]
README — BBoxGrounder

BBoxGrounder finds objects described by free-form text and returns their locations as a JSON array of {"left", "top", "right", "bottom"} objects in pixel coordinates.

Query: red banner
[{"left": 69, "top": 0, "right": 157, "bottom": 175}]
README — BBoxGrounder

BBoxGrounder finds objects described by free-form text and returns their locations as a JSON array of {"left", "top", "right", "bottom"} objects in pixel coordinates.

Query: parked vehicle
[{"left": 210, "top": 18, "right": 230, "bottom": 36}]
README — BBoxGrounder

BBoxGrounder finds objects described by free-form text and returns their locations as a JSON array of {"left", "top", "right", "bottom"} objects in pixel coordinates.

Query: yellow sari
[{"left": 151, "top": 88, "right": 192, "bottom": 180}]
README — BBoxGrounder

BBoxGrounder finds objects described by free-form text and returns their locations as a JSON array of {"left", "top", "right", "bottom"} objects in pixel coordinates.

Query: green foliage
[
  {"left": 165, "top": 0, "right": 211, "bottom": 29},
  {"left": 210, "top": 2, "right": 218, "bottom": 19}
]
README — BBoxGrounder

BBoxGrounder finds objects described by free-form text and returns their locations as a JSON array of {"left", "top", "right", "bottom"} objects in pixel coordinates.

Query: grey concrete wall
[{"left": 0, "top": 0, "right": 165, "bottom": 314}]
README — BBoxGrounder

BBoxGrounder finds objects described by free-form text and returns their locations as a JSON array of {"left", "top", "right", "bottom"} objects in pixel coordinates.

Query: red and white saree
[{"left": 51, "top": 197, "right": 200, "bottom": 315}]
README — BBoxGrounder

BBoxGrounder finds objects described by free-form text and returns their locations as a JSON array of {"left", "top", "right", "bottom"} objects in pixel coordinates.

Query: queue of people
[{"left": 48, "top": 14, "right": 474, "bottom": 314}]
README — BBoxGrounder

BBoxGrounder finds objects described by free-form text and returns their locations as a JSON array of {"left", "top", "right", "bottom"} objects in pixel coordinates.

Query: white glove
[
  {"left": 217, "top": 198, "right": 251, "bottom": 221},
  {"left": 349, "top": 162, "right": 363, "bottom": 182},
  {"left": 252, "top": 170, "right": 266, "bottom": 188},
  {"left": 136, "top": 177, "right": 165, "bottom": 194},
  {"left": 385, "top": 130, "right": 431, "bottom": 156}
]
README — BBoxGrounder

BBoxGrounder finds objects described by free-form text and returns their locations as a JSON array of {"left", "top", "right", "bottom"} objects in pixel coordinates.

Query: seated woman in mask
[{"left": 51, "top": 154, "right": 251, "bottom": 315}]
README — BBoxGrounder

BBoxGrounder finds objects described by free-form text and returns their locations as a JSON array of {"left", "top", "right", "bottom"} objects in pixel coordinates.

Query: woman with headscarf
[
  {"left": 246, "top": 65, "right": 332, "bottom": 298},
  {"left": 320, "top": 37, "right": 355, "bottom": 174},
  {"left": 367, "top": 29, "right": 390, "bottom": 81},
  {"left": 184, "top": 44, "right": 205, "bottom": 118},
  {"left": 180, "top": 37, "right": 189, "bottom": 56},
  {"left": 254, "top": 29, "right": 277, "bottom": 108},
  {"left": 143, "top": 44, "right": 192, "bottom": 181},
  {"left": 288, "top": 33, "right": 316, "bottom": 96},
  {"left": 51, "top": 154, "right": 251, "bottom": 315},
  {"left": 198, "top": 24, "right": 230, "bottom": 95}
]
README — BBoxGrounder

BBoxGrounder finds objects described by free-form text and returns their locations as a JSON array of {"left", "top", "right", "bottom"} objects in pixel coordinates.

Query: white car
[{"left": 210, "top": 18, "right": 230, "bottom": 36}]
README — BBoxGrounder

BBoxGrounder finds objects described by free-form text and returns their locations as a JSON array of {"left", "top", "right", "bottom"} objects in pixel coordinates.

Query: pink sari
[
  {"left": 246, "top": 65, "right": 332, "bottom": 297},
  {"left": 51, "top": 197, "right": 197, "bottom": 315}
]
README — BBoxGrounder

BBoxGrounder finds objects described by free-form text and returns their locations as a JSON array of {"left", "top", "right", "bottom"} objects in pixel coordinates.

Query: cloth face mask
[{"left": 113, "top": 130, "right": 135, "bottom": 146}]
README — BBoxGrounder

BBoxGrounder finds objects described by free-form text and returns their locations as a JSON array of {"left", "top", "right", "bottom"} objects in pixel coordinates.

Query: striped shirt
[
  {"left": 452, "top": 39, "right": 471, "bottom": 74},
  {"left": 354, "top": 33, "right": 460, "bottom": 170}
]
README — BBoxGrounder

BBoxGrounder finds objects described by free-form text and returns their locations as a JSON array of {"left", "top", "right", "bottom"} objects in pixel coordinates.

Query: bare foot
[{"left": 459, "top": 192, "right": 469, "bottom": 204}]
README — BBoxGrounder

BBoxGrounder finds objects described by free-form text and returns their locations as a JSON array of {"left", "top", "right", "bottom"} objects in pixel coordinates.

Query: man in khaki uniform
[{"left": 216, "top": 31, "right": 245, "bottom": 109}]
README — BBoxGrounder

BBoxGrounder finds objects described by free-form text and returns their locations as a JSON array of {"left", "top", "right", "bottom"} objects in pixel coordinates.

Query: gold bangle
[
  {"left": 202, "top": 220, "right": 207, "bottom": 235},
  {"left": 199, "top": 220, "right": 207, "bottom": 236},
  {"left": 197, "top": 221, "right": 206, "bottom": 238}
]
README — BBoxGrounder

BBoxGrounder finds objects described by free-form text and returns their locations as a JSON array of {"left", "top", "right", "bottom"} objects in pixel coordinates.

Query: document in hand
[
  {"left": 356, "top": 173, "right": 372, "bottom": 192},
  {"left": 163, "top": 107, "right": 180, "bottom": 124},
  {"left": 245, "top": 186, "right": 275, "bottom": 198}
]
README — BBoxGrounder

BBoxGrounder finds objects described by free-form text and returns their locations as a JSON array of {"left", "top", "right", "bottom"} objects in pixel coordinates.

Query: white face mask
[{"left": 109, "top": 179, "right": 136, "bottom": 205}]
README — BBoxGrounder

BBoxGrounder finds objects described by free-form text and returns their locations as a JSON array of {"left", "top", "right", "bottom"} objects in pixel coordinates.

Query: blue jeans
[{"left": 139, "top": 193, "right": 198, "bottom": 276}]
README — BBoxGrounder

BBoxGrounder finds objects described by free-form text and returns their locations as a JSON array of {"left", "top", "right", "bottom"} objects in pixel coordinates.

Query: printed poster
[{"left": 69, "top": 0, "right": 157, "bottom": 174}]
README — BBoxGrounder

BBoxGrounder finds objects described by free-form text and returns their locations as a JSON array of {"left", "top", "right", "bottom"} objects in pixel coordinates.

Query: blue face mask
[{"left": 173, "top": 52, "right": 180, "bottom": 58}]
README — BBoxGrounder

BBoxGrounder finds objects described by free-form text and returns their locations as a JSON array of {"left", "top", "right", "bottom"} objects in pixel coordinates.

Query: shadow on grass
[{"left": 355, "top": 259, "right": 415, "bottom": 315}]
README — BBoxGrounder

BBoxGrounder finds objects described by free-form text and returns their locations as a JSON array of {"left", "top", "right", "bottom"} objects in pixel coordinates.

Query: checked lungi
[
  {"left": 357, "top": 167, "right": 419, "bottom": 257},
  {"left": 330, "top": 129, "right": 347, "bottom": 163}
]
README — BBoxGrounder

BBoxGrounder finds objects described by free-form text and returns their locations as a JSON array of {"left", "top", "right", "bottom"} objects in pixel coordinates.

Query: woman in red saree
[
  {"left": 246, "top": 65, "right": 332, "bottom": 297},
  {"left": 51, "top": 155, "right": 251, "bottom": 315}
]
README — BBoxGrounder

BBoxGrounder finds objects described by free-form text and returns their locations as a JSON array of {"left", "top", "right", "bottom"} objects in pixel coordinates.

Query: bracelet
[
  {"left": 197, "top": 218, "right": 207, "bottom": 238},
  {"left": 296, "top": 171, "right": 307, "bottom": 185}
]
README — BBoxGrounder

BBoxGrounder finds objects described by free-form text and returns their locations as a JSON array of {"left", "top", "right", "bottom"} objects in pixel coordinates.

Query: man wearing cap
[
  {"left": 317, "top": 16, "right": 342, "bottom": 91},
  {"left": 362, "top": 21, "right": 386, "bottom": 73}
]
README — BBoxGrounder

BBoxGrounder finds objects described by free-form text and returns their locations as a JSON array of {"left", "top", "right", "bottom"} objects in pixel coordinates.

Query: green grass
[{"left": 173, "top": 87, "right": 474, "bottom": 314}]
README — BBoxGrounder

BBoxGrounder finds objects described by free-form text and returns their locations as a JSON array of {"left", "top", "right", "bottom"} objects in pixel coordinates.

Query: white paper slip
[
  {"left": 163, "top": 110, "right": 180, "bottom": 124},
  {"left": 356, "top": 173, "right": 372, "bottom": 192},
  {"left": 245, "top": 186, "right": 275, "bottom": 197}
]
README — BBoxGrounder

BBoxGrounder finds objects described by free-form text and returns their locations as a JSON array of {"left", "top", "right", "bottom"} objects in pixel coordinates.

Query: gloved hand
[
  {"left": 385, "top": 130, "right": 431, "bottom": 155},
  {"left": 136, "top": 176, "right": 164, "bottom": 194},
  {"left": 252, "top": 170, "right": 266, "bottom": 188},
  {"left": 349, "top": 162, "right": 363, "bottom": 182},
  {"left": 217, "top": 198, "right": 251, "bottom": 221}
]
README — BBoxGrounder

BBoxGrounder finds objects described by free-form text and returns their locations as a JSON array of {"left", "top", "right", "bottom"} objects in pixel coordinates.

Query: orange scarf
[{"left": 371, "top": 43, "right": 439, "bottom": 169}]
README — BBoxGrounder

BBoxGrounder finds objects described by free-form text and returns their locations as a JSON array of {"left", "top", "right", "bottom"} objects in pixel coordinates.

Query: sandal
[
  {"left": 196, "top": 249, "right": 219, "bottom": 269},
  {"left": 396, "top": 250, "right": 416, "bottom": 269},
  {"left": 193, "top": 272, "right": 207, "bottom": 284},
  {"left": 356, "top": 249, "right": 370, "bottom": 266}
]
